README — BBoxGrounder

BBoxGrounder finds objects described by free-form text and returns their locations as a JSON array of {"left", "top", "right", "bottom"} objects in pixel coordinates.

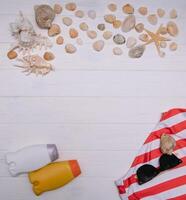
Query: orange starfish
[{"left": 144, "top": 25, "right": 171, "bottom": 57}]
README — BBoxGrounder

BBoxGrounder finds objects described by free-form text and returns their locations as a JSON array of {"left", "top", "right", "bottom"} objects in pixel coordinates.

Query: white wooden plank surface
[{"left": 0, "top": 0, "right": 186, "bottom": 199}]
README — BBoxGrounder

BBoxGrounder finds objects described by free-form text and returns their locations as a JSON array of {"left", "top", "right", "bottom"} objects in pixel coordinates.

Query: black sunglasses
[{"left": 136, "top": 154, "right": 182, "bottom": 185}]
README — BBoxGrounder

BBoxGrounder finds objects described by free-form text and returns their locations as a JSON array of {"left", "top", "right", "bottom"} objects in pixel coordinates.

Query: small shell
[
  {"left": 135, "top": 23, "right": 144, "bottom": 33},
  {"left": 97, "top": 24, "right": 105, "bottom": 31},
  {"left": 170, "top": 9, "right": 177, "bottom": 19},
  {"left": 43, "top": 52, "right": 55, "bottom": 61},
  {"left": 62, "top": 17, "right": 73, "bottom": 26},
  {"left": 79, "top": 22, "right": 89, "bottom": 31},
  {"left": 7, "top": 50, "right": 17, "bottom": 59},
  {"left": 88, "top": 10, "right": 96, "bottom": 19},
  {"left": 122, "top": 15, "right": 136, "bottom": 32},
  {"left": 69, "top": 28, "right": 78, "bottom": 38},
  {"left": 160, "top": 41, "right": 167, "bottom": 48},
  {"left": 65, "top": 2, "right": 77, "bottom": 11},
  {"left": 76, "top": 38, "right": 83, "bottom": 45},
  {"left": 128, "top": 45, "right": 145, "bottom": 58},
  {"left": 167, "top": 21, "right": 179, "bottom": 37},
  {"left": 113, "top": 20, "right": 121, "bottom": 29},
  {"left": 122, "top": 4, "right": 134, "bottom": 14},
  {"left": 113, "top": 34, "right": 126, "bottom": 45},
  {"left": 65, "top": 43, "right": 77, "bottom": 54},
  {"left": 104, "top": 14, "right": 116, "bottom": 24},
  {"left": 103, "top": 31, "right": 113, "bottom": 40},
  {"left": 54, "top": 4, "right": 62, "bottom": 14},
  {"left": 169, "top": 42, "right": 178, "bottom": 51},
  {"left": 139, "top": 33, "right": 149, "bottom": 42},
  {"left": 75, "top": 10, "right": 84, "bottom": 18},
  {"left": 138, "top": 7, "right": 148, "bottom": 16},
  {"left": 113, "top": 47, "right": 123, "bottom": 55},
  {"left": 56, "top": 36, "right": 64, "bottom": 45},
  {"left": 160, "top": 26, "right": 168, "bottom": 35},
  {"left": 157, "top": 8, "right": 165, "bottom": 18},
  {"left": 160, "top": 134, "right": 176, "bottom": 155},
  {"left": 87, "top": 30, "right": 97, "bottom": 39},
  {"left": 48, "top": 24, "right": 61, "bottom": 37},
  {"left": 108, "top": 3, "right": 117, "bottom": 12},
  {"left": 147, "top": 14, "right": 158, "bottom": 25},
  {"left": 126, "top": 37, "right": 137, "bottom": 48},
  {"left": 159, "top": 51, "right": 166, "bottom": 58},
  {"left": 93, "top": 40, "right": 105, "bottom": 52}
]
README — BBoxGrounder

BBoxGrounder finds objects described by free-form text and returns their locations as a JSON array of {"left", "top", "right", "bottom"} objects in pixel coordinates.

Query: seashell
[
  {"left": 160, "top": 134, "right": 176, "bottom": 155},
  {"left": 113, "top": 47, "right": 123, "bottom": 55},
  {"left": 147, "top": 14, "right": 158, "bottom": 25},
  {"left": 54, "top": 4, "right": 62, "bottom": 14},
  {"left": 160, "top": 41, "right": 167, "bottom": 48},
  {"left": 79, "top": 22, "right": 88, "bottom": 31},
  {"left": 103, "top": 31, "right": 113, "bottom": 40},
  {"left": 157, "top": 8, "right": 165, "bottom": 18},
  {"left": 160, "top": 51, "right": 166, "bottom": 57},
  {"left": 76, "top": 38, "right": 83, "bottom": 45},
  {"left": 167, "top": 21, "right": 179, "bottom": 37},
  {"left": 69, "top": 28, "right": 78, "bottom": 38},
  {"left": 56, "top": 36, "right": 64, "bottom": 45},
  {"left": 62, "top": 17, "right": 73, "bottom": 26},
  {"left": 122, "top": 4, "right": 134, "bottom": 14},
  {"left": 93, "top": 40, "right": 104, "bottom": 52},
  {"left": 97, "top": 24, "right": 105, "bottom": 31},
  {"left": 113, "top": 20, "right": 121, "bottom": 29},
  {"left": 65, "top": 2, "right": 77, "bottom": 11},
  {"left": 48, "top": 24, "right": 61, "bottom": 37},
  {"left": 139, "top": 33, "right": 149, "bottom": 42},
  {"left": 170, "top": 9, "right": 177, "bottom": 19},
  {"left": 7, "top": 50, "right": 17, "bottom": 59},
  {"left": 138, "top": 6, "right": 148, "bottom": 16},
  {"left": 34, "top": 5, "right": 55, "bottom": 29},
  {"left": 88, "top": 10, "right": 96, "bottom": 19},
  {"left": 104, "top": 14, "right": 116, "bottom": 24},
  {"left": 108, "top": 3, "right": 117, "bottom": 12},
  {"left": 122, "top": 15, "right": 136, "bottom": 32},
  {"left": 113, "top": 34, "right": 126, "bottom": 45},
  {"left": 43, "top": 52, "right": 55, "bottom": 61},
  {"left": 75, "top": 10, "right": 84, "bottom": 18},
  {"left": 135, "top": 23, "right": 144, "bottom": 33},
  {"left": 128, "top": 45, "right": 145, "bottom": 58},
  {"left": 126, "top": 37, "right": 137, "bottom": 48},
  {"left": 87, "top": 30, "right": 97, "bottom": 39},
  {"left": 160, "top": 26, "right": 168, "bottom": 35},
  {"left": 65, "top": 43, "right": 77, "bottom": 54},
  {"left": 169, "top": 42, "right": 178, "bottom": 51}
]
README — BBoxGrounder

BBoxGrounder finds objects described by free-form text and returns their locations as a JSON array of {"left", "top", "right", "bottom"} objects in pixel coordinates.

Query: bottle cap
[{"left": 69, "top": 160, "right": 81, "bottom": 177}]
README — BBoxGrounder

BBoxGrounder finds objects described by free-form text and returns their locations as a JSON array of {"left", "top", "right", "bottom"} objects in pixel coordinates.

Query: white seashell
[
  {"left": 93, "top": 40, "right": 104, "bottom": 52},
  {"left": 122, "top": 15, "right": 136, "bottom": 33},
  {"left": 62, "top": 17, "right": 72, "bottom": 26},
  {"left": 147, "top": 14, "right": 158, "bottom": 25},
  {"left": 87, "top": 30, "right": 97, "bottom": 39},
  {"left": 88, "top": 10, "right": 96, "bottom": 19},
  {"left": 103, "top": 31, "right": 113, "bottom": 40},
  {"left": 128, "top": 45, "right": 145, "bottom": 58},
  {"left": 160, "top": 134, "right": 176, "bottom": 154},
  {"left": 113, "top": 47, "right": 123, "bottom": 55},
  {"left": 126, "top": 37, "right": 137, "bottom": 48},
  {"left": 104, "top": 14, "right": 116, "bottom": 24},
  {"left": 65, "top": 43, "right": 77, "bottom": 54}
]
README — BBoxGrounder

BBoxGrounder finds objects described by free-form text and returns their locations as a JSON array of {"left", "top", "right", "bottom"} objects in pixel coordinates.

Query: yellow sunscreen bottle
[{"left": 28, "top": 160, "right": 81, "bottom": 196}]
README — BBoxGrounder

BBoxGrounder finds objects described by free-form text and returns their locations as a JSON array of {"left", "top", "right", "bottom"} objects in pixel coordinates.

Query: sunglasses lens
[{"left": 137, "top": 164, "right": 159, "bottom": 185}]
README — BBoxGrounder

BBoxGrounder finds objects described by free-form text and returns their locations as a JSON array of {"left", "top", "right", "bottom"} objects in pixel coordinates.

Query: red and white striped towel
[{"left": 115, "top": 108, "right": 186, "bottom": 200}]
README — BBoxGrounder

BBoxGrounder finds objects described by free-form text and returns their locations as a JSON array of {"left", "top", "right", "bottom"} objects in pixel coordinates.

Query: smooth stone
[
  {"left": 76, "top": 38, "right": 83, "bottom": 45},
  {"left": 93, "top": 40, "right": 104, "bottom": 52},
  {"left": 122, "top": 4, "right": 134, "bottom": 14},
  {"left": 79, "top": 22, "right": 88, "bottom": 31},
  {"left": 170, "top": 9, "right": 177, "bottom": 19},
  {"left": 138, "top": 6, "right": 148, "bottom": 15},
  {"left": 169, "top": 42, "right": 178, "bottom": 51},
  {"left": 135, "top": 23, "right": 144, "bottom": 33},
  {"left": 75, "top": 10, "right": 84, "bottom": 18},
  {"left": 113, "top": 20, "right": 121, "bottom": 29},
  {"left": 56, "top": 36, "right": 64, "bottom": 45},
  {"left": 128, "top": 45, "right": 145, "bottom": 58},
  {"left": 54, "top": 4, "right": 62, "bottom": 14},
  {"left": 65, "top": 43, "right": 77, "bottom": 54},
  {"left": 87, "top": 30, "right": 97, "bottom": 39},
  {"left": 69, "top": 28, "right": 78, "bottom": 38},
  {"left": 88, "top": 10, "right": 96, "bottom": 19},
  {"left": 167, "top": 21, "right": 179, "bottom": 37},
  {"left": 65, "top": 3, "right": 77, "bottom": 11},
  {"left": 139, "top": 33, "right": 149, "bottom": 42},
  {"left": 107, "top": 3, "right": 117, "bottom": 12},
  {"left": 122, "top": 14, "right": 136, "bottom": 32},
  {"left": 126, "top": 37, "right": 137, "bottom": 48},
  {"left": 147, "top": 14, "right": 158, "bottom": 25},
  {"left": 113, "top": 34, "right": 126, "bottom": 45},
  {"left": 62, "top": 17, "right": 72, "bottom": 26},
  {"left": 43, "top": 52, "right": 55, "bottom": 61},
  {"left": 104, "top": 14, "right": 116, "bottom": 24},
  {"left": 48, "top": 24, "right": 61, "bottom": 37},
  {"left": 97, "top": 24, "right": 105, "bottom": 31},
  {"left": 113, "top": 47, "right": 123, "bottom": 55},
  {"left": 157, "top": 8, "right": 165, "bottom": 18},
  {"left": 103, "top": 31, "right": 113, "bottom": 40},
  {"left": 160, "top": 41, "right": 167, "bottom": 48}
]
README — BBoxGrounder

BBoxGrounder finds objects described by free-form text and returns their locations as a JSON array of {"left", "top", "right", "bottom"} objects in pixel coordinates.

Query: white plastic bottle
[{"left": 5, "top": 144, "right": 59, "bottom": 176}]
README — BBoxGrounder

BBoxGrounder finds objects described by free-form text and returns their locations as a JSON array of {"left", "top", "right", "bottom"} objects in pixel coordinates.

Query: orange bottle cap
[{"left": 69, "top": 160, "right": 81, "bottom": 178}]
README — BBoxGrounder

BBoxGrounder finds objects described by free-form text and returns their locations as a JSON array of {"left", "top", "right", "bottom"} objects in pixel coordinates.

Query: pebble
[
  {"left": 103, "top": 31, "right": 113, "bottom": 40},
  {"left": 76, "top": 38, "right": 83, "bottom": 45},
  {"left": 135, "top": 23, "right": 144, "bottom": 33},
  {"left": 62, "top": 17, "right": 72, "bottom": 26},
  {"left": 88, "top": 10, "right": 96, "bottom": 19},
  {"left": 113, "top": 47, "right": 123, "bottom": 55},
  {"left": 79, "top": 22, "right": 89, "bottom": 31},
  {"left": 93, "top": 40, "right": 105, "bottom": 52},
  {"left": 54, "top": 4, "right": 62, "bottom": 14},
  {"left": 97, "top": 24, "right": 105, "bottom": 31},
  {"left": 48, "top": 24, "right": 61, "bottom": 37},
  {"left": 87, "top": 30, "right": 97, "bottom": 39},
  {"left": 126, "top": 37, "right": 137, "bottom": 48},
  {"left": 159, "top": 51, "right": 165, "bottom": 58},
  {"left": 167, "top": 21, "right": 179, "bottom": 37},
  {"left": 128, "top": 45, "right": 145, "bottom": 58},
  {"left": 56, "top": 36, "right": 64, "bottom": 45},
  {"left": 122, "top": 4, "right": 134, "bottom": 14},
  {"left": 122, "top": 14, "right": 136, "bottom": 32},
  {"left": 43, "top": 52, "right": 55, "bottom": 61},
  {"left": 113, "top": 34, "right": 126, "bottom": 45},
  {"left": 65, "top": 2, "right": 77, "bottom": 11},
  {"left": 75, "top": 10, "right": 84, "bottom": 18},
  {"left": 160, "top": 41, "right": 167, "bottom": 48},
  {"left": 160, "top": 26, "right": 168, "bottom": 35},
  {"left": 139, "top": 33, "right": 149, "bottom": 42},
  {"left": 170, "top": 9, "right": 177, "bottom": 19},
  {"left": 65, "top": 43, "right": 77, "bottom": 54},
  {"left": 7, "top": 50, "right": 17, "bottom": 59},
  {"left": 169, "top": 42, "right": 178, "bottom": 51},
  {"left": 108, "top": 3, "right": 117, "bottom": 12},
  {"left": 138, "top": 6, "right": 148, "bottom": 16},
  {"left": 69, "top": 28, "right": 78, "bottom": 38},
  {"left": 104, "top": 14, "right": 116, "bottom": 24},
  {"left": 113, "top": 20, "right": 121, "bottom": 29},
  {"left": 147, "top": 14, "right": 158, "bottom": 25},
  {"left": 157, "top": 8, "right": 165, "bottom": 18}
]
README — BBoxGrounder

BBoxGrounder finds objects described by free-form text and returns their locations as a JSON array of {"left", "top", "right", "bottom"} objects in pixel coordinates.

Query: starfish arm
[{"left": 144, "top": 39, "right": 154, "bottom": 45}]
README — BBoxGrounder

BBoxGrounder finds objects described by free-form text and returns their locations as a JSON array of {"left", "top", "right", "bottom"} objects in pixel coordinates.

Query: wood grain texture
[{"left": 0, "top": 0, "right": 186, "bottom": 199}]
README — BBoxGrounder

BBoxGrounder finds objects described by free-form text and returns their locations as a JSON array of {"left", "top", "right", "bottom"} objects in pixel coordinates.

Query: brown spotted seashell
[
  {"left": 113, "top": 20, "right": 121, "bottom": 29},
  {"left": 122, "top": 4, "right": 134, "bottom": 14},
  {"left": 48, "top": 24, "right": 61, "bottom": 36},
  {"left": 69, "top": 28, "right": 78, "bottom": 38},
  {"left": 65, "top": 2, "right": 77, "bottom": 11},
  {"left": 160, "top": 133, "right": 176, "bottom": 155}
]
